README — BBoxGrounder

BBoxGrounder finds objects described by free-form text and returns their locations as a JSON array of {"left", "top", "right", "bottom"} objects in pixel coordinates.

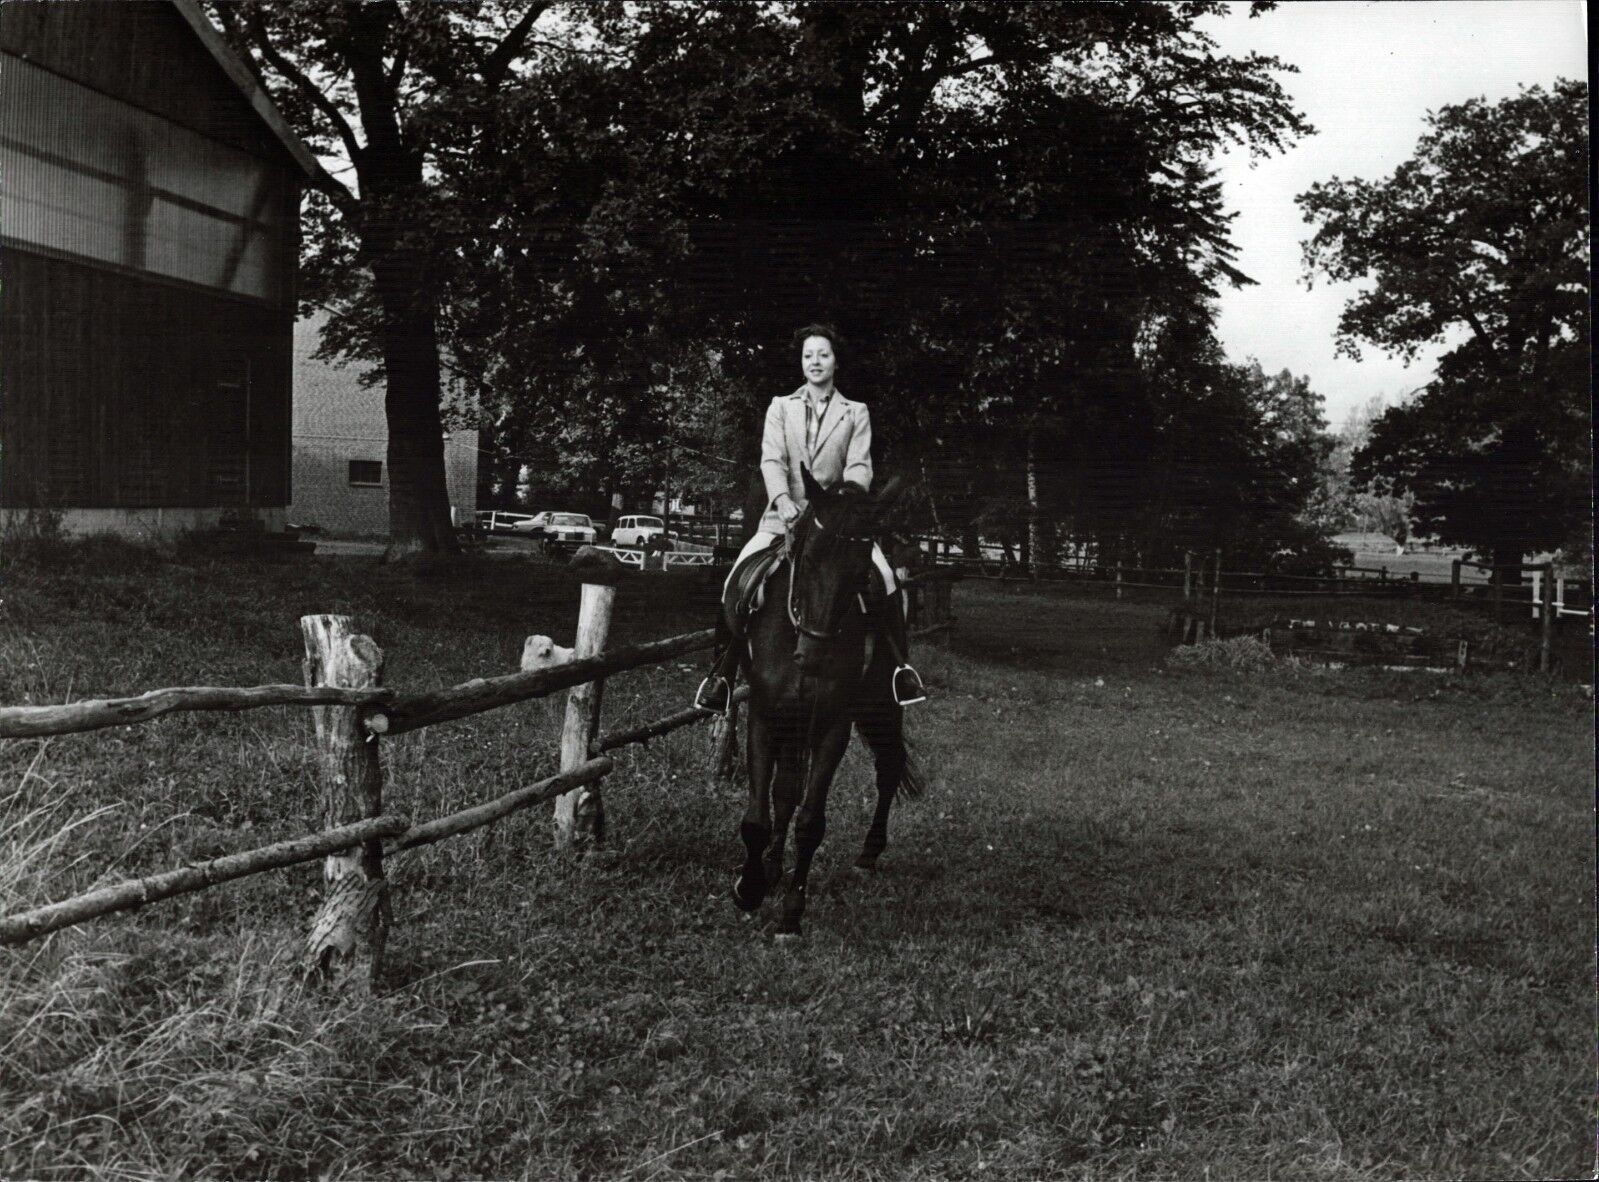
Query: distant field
[{"left": 0, "top": 544, "right": 1591, "bottom": 1180}]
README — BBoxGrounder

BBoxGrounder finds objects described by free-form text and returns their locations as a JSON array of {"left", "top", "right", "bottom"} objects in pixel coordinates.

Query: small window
[{"left": 349, "top": 460, "right": 383, "bottom": 486}]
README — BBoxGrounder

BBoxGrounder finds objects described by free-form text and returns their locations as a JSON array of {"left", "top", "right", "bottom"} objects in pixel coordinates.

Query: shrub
[
  {"left": 0, "top": 505, "right": 68, "bottom": 565},
  {"left": 1165, "top": 635, "right": 1279, "bottom": 674}
]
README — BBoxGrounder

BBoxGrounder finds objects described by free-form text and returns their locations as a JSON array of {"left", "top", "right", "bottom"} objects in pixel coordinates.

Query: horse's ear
[
  {"left": 876, "top": 474, "right": 905, "bottom": 502},
  {"left": 839, "top": 480, "right": 868, "bottom": 497},
  {"left": 801, "top": 465, "right": 824, "bottom": 501}
]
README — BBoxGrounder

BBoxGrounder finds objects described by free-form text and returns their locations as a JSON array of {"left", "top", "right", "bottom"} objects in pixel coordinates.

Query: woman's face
[{"left": 800, "top": 335, "right": 836, "bottom": 387}]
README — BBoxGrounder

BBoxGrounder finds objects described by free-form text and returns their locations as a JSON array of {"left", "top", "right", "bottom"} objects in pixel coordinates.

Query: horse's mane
[{"left": 805, "top": 479, "right": 875, "bottom": 547}]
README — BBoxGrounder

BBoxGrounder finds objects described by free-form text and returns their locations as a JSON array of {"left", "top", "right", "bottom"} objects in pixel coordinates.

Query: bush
[
  {"left": 1216, "top": 596, "right": 1540, "bottom": 665},
  {"left": 0, "top": 505, "right": 68, "bottom": 565},
  {"left": 1165, "top": 635, "right": 1279, "bottom": 673}
]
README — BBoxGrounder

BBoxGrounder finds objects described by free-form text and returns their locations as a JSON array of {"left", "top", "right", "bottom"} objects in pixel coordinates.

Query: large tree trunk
[
  {"left": 345, "top": 7, "right": 459, "bottom": 559},
  {"left": 376, "top": 273, "right": 459, "bottom": 558},
  {"left": 1490, "top": 544, "right": 1525, "bottom": 585}
]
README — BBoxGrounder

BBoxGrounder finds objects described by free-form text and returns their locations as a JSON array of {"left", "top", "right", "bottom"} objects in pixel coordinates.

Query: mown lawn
[{"left": 0, "top": 541, "right": 1592, "bottom": 1180}]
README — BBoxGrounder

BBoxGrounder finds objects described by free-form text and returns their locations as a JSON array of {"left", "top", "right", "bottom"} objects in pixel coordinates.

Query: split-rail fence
[{"left": 0, "top": 550, "right": 957, "bottom": 980}]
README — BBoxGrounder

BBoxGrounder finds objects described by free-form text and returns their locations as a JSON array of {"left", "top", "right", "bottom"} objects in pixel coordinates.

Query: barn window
[{"left": 348, "top": 460, "right": 383, "bottom": 487}]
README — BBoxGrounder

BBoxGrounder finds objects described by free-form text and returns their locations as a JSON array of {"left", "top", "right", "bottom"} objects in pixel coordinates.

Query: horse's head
[{"left": 788, "top": 466, "right": 877, "bottom": 673}]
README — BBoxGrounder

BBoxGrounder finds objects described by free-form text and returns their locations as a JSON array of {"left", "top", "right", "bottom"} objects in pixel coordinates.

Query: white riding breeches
[{"left": 728, "top": 530, "right": 904, "bottom": 614}]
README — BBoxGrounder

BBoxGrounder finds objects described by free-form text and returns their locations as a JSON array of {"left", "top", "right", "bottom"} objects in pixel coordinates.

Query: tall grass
[{"left": 0, "top": 545, "right": 1591, "bottom": 1179}]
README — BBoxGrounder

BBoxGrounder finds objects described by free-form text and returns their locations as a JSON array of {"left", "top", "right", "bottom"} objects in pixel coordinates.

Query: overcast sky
[{"left": 1198, "top": 0, "right": 1587, "bottom": 429}]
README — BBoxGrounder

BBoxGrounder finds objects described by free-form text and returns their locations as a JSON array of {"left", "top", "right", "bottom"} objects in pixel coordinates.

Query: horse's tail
[{"left": 897, "top": 741, "right": 927, "bottom": 802}]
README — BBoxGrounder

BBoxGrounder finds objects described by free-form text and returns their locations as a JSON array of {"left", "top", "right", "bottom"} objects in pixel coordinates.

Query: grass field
[{"left": 0, "top": 541, "right": 1592, "bottom": 1180}]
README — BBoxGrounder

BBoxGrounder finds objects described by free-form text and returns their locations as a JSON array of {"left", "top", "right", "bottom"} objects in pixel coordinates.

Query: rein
[{"left": 784, "top": 511, "right": 870, "bottom": 643}]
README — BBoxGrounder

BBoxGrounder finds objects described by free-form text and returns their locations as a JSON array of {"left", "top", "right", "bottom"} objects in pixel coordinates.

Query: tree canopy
[
  {"left": 217, "top": 1, "right": 1325, "bottom": 561},
  {"left": 458, "top": 1, "right": 1314, "bottom": 550},
  {"left": 1298, "top": 79, "right": 1589, "bottom": 572},
  {"left": 211, "top": 0, "right": 570, "bottom": 554}
]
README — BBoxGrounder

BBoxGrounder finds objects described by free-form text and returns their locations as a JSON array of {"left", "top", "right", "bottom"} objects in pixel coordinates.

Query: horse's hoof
[
  {"left": 853, "top": 857, "right": 879, "bottom": 873},
  {"left": 732, "top": 872, "right": 765, "bottom": 912},
  {"left": 773, "top": 930, "right": 803, "bottom": 945}
]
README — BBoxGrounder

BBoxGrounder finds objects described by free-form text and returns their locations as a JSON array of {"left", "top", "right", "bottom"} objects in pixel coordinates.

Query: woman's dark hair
[{"left": 792, "top": 323, "right": 843, "bottom": 359}]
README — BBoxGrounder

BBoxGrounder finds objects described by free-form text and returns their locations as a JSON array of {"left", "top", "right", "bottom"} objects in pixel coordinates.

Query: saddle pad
[{"left": 722, "top": 543, "right": 785, "bottom": 634}]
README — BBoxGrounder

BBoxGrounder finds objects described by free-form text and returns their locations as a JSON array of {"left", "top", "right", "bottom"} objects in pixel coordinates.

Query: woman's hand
[{"left": 775, "top": 493, "right": 801, "bottom": 527}]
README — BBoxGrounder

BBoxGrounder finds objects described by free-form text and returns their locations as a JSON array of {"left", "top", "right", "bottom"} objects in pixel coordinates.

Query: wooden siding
[
  {"left": 0, "top": 1, "right": 286, "bottom": 165},
  {"left": 1, "top": 248, "right": 291, "bottom": 509}
]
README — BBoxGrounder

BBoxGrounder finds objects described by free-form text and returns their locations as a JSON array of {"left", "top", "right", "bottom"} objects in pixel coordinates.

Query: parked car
[
  {"left": 611, "top": 514, "right": 675, "bottom": 549},
  {"left": 521, "top": 511, "right": 598, "bottom": 553},
  {"left": 476, "top": 510, "right": 538, "bottom": 534}
]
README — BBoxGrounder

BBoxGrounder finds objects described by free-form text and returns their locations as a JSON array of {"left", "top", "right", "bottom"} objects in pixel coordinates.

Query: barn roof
[{"left": 167, "top": 0, "right": 320, "bottom": 179}]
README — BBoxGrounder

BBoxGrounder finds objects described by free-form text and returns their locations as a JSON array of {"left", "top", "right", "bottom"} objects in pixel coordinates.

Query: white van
[{"left": 611, "top": 515, "right": 673, "bottom": 548}]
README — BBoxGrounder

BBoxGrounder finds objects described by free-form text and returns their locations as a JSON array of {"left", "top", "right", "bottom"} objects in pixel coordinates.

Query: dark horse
[{"left": 731, "top": 467, "right": 922, "bottom": 939}]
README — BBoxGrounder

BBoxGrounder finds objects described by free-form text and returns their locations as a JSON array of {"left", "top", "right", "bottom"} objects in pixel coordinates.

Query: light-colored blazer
[{"left": 757, "top": 386, "right": 873, "bottom": 533}]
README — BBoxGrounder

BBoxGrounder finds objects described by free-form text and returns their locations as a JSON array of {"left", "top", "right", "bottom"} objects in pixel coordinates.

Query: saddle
[{"left": 721, "top": 542, "right": 786, "bottom": 637}]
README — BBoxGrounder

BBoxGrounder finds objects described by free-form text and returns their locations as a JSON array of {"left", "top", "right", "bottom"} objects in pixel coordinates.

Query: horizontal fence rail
[
  {"left": 393, "top": 758, "right": 615, "bottom": 854},
  {"left": 0, "top": 815, "right": 410, "bottom": 946},
  {"left": 363, "top": 629, "right": 716, "bottom": 737},
  {"left": 0, "top": 683, "right": 392, "bottom": 741},
  {"left": 594, "top": 685, "right": 751, "bottom": 755}
]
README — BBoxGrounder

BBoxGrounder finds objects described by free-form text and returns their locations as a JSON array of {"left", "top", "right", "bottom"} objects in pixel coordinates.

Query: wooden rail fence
[{"left": 0, "top": 548, "right": 752, "bottom": 986}]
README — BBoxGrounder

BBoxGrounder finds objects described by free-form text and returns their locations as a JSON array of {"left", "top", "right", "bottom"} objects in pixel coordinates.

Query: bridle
[{"left": 785, "top": 506, "right": 872, "bottom": 643}]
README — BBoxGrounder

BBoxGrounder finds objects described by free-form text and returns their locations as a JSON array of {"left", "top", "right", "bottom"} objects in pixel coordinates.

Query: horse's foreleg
[
  {"left": 735, "top": 710, "right": 776, "bottom": 912},
  {"left": 777, "top": 719, "right": 852, "bottom": 940},
  {"left": 853, "top": 700, "right": 906, "bottom": 870},
  {"left": 764, "top": 729, "right": 802, "bottom": 892}
]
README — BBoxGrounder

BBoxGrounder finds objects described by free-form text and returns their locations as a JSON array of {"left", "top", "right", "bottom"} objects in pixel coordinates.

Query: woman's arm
[
  {"left": 759, "top": 398, "right": 791, "bottom": 507},
  {"left": 843, "top": 404, "right": 874, "bottom": 490}
]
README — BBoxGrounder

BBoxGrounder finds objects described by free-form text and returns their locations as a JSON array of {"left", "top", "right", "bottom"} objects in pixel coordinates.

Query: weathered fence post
[
  {"left": 1538, "top": 563, "right": 1555, "bottom": 673},
  {"left": 301, "top": 615, "right": 387, "bottom": 988},
  {"left": 555, "top": 548, "right": 628, "bottom": 852},
  {"left": 1114, "top": 558, "right": 1123, "bottom": 600},
  {"left": 710, "top": 696, "right": 741, "bottom": 783},
  {"left": 1209, "top": 549, "right": 1222, "bottom": 636},
  {"left": 1183, "top": 551, "right": 1193, "bottom": 600},
  {"left": 1451, "top": 558, "right": 1462, "bottom": 601}
]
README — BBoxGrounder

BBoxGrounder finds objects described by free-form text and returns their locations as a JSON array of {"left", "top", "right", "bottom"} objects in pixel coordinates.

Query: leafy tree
[
  {"left": 1137, "top": 330, "right": 1343, "bottom": 570},
  {"left": 1298, "top": 80, "right": 1589, "bottom": 578},
  {"left": 458, "top": 1, "right": 1312, "bottom": 538},
  {"left": 211, "top": 1, "right": 565, "bottom": 556},
  {"left": 1321, "top": 395, "right": 1414, "bottom": 542}
]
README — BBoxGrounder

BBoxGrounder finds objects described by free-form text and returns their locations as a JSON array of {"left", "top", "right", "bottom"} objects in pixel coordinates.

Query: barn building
[
  {"left": 0, "top": 0, "right": 315, "bottom": 539},
  {"left": 290, "top": 310, "right": 479, "bottom": 538}
]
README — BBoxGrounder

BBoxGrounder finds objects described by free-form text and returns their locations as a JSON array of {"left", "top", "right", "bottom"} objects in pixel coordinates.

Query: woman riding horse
[
  {"left": 694, "top": 323, "right": 923, "bottom": 712},
  {"left": 744, "top": 470, "right": 923, "bottom": 937}
]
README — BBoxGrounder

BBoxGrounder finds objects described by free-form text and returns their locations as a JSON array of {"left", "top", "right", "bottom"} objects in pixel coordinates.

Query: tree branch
[
  {"left": 241, "top": 10, "right": 363, "bottom": 214},
  {"left": 1447, "top": 290, "right": 1507, "bottom": 375},
  {"left": 482, "top": 2, "right": 553, "bottom": 89}
]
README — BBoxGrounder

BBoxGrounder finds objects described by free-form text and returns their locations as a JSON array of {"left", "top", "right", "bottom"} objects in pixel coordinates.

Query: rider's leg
[
  {"left": 868, "top": 543, "right": 926, "bottom": 706},
  {"left": 696, "top": 531, "right": 781, "bottom": 712}
]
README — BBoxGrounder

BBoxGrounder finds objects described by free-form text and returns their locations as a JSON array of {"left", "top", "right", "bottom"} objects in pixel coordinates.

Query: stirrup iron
[
  {"left": 695, "top": 674, "right": 733, "bottom": 715},
  {"left": 892, "top": 664, "right": 926, "bottom": 707}
]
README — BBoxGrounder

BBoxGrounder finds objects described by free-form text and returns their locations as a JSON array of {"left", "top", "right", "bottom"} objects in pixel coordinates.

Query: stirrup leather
[{"left": 892, "top": 663, "right": 926, "bottom": 707}]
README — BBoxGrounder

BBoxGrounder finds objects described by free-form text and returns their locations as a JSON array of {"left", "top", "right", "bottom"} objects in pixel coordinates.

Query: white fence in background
[
  {"left": 590, "top": 546, "right": 716, "bottom": 570},
  {"left": 1528, "top": 571, "right": 1590, "bottom": 619}
]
